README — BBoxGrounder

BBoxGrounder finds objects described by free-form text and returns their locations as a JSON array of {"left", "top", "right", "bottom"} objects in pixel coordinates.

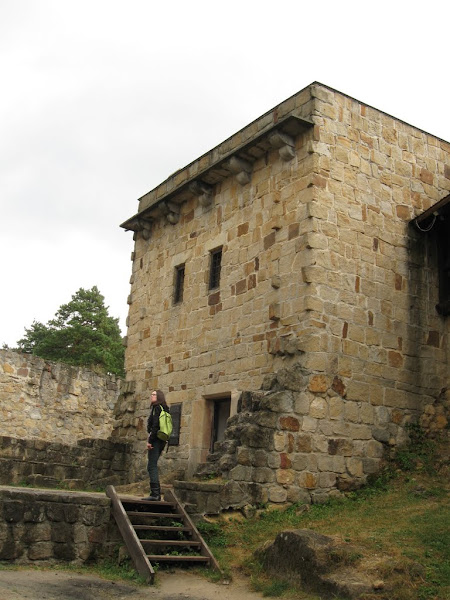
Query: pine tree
[{"left": 17, "top": 286, "right": 125, "bottom": 376}]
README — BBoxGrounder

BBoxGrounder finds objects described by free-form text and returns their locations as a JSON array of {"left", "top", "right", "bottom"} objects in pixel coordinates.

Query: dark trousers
[{"left": 147, "top": 438, "right": 165, "bottom": 489}]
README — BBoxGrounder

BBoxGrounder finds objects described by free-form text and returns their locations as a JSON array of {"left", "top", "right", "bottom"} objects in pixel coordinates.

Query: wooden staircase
[{"left": 106, "top": 485, "right": 221, "bottom": 584}]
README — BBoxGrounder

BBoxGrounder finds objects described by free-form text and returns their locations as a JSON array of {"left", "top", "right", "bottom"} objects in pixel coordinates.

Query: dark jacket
[{"left": 147, "top": 404, "right": 162, "bottom": 444}]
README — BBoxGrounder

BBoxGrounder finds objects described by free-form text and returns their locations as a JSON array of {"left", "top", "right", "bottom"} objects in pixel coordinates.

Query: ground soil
[{"left": 0, "top": 569, "right": 266, "bottom": 600}]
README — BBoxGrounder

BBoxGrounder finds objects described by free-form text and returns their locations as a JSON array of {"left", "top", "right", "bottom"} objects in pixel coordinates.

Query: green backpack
[{"left": 157, "top": 407, "right": 173, "bottom": 442}]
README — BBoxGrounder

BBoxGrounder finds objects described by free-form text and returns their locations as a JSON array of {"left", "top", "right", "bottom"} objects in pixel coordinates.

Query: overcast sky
[{"left": 1, "top": 0, "right": 448, "bottom": 348}]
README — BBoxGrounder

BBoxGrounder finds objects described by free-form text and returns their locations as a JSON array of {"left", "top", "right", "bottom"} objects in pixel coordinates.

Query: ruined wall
[
  {"left": 117, "top": 83, "right": 450, "bottom": 486},
  {"left": 0, "top": 349, "right": 121, "bottom": 443},
  {"left": 176, "top": 365, "right": 449, "bottom": 512},
  {"left": 0, "top": 486, "right": 121, "bottom": 564},
  {"left": 0, "top": 435, "right": 132, "bottom": 490}
]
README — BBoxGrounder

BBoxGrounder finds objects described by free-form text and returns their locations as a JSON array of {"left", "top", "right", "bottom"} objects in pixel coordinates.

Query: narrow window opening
[
  {"left": 174, "top": 264, "right": 185, "bottom": 304},
  {"left": 209, "top": 247, "right": 222, "bottom": 290}
]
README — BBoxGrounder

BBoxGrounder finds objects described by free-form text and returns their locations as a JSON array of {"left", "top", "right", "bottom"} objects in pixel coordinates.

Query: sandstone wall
[
  {"left": 117, "top": 82, "right": 450, "bottom": 485},
  {"left": 176, "top": 365, "right": 449, "bottom": 513},
  {"left": 299, "top": 84, "right": 449, "bottom": 414},
  {"left": 116, "top": 87, "right": 316, "bottom": 475},
  {"left": 0, "top": 486, "right": 121, "bottom": 564},
  {"left": 0, "top": 349, "right": 121, "bottom": 443},
  {"left": 0, "top": 435, "right": 132, "bottom": 490}
]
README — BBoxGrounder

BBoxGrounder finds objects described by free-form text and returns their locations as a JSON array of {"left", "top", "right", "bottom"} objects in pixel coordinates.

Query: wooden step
[
  {"left": 139, "top": 539, "right": 201, "bottom": 547},
  {"left": 133, "top": 525, "right": 191, "bottom": 533},
  {"left": 121, "top": 499, "right": 177, "bottom": 509},
  {"left": 106, "top": 486, "right": 155, "bottom": 584},
  {"left": 126, "top": 510, "right": 183, "bottom": 519},
  {"left": 106, "top": 485, "right": 222, "bottom": 583},
  {"left": 145, "top": 555, "right": 210, "bottom": 563}
]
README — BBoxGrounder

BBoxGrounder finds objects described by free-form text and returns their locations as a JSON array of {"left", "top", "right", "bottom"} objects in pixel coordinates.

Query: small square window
[
  {"left": 174, "top": 264, "right": 185, "bottom": 304},
  {"left": 209, "top": 248, "right": 222, "bottom": 290}
]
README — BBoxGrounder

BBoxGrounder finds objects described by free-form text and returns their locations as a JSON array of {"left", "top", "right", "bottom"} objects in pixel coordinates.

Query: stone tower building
[{"left": 113, "top": 83, "right": 449, "bottom": 498}]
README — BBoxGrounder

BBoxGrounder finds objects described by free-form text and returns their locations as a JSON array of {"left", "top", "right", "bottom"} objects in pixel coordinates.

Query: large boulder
[{"left": 255, "top": 529, "right": 375, "bottom": 599}]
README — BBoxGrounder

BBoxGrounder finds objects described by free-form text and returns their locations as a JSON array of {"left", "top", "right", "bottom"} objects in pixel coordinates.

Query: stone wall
[
  {"left": 0, "top": 435, "right": 132, "bottom": 491},
  {"left": 0, "top": 349, "right": 121, "bottom": 443},
  {"left": 117, "top": 82, "right": 450, "bottom": 486},
  {"left": 115, "top": 86, "right": 317, "bottom": 476},
  {"left": 175, "top": 364, "right": 449, "bottom": 514},
  {"left": 0, "top": 486, "right": 121, "bottom": 563},
  {"left": 202, "top": 365, "right": 449, "bottom": 505}
]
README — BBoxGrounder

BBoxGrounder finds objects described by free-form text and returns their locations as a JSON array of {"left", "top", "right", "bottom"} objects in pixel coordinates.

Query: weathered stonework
[
  {"left": 0, "top": 349, "right": 121, "bottom": 443},
  {"left": 0, "top": 486, "right": 122, "bottom": 564},
  {"left": 117, "top": 82, "right": 450, "bottom": 493},
  {"left": 186, "top": 364, "right": 415, "bottom": 505},
  {"left": 0, "top": 436, "right": 132, "bottom": 490}
]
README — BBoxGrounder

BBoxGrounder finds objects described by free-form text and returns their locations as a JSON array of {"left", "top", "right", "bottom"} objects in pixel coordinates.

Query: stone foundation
[{"left": 0, "top": 486, "right": 121, "bottom": 564}]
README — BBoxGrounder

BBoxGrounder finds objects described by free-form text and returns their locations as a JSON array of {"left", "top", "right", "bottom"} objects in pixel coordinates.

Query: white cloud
[{"left": 1, "top": 0, "right": 449, "bottom": 346}]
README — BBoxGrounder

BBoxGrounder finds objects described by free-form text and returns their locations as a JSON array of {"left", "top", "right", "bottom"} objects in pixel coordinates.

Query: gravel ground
[{"left": 0, "top": 569, "right": 266, "bottom": 600}]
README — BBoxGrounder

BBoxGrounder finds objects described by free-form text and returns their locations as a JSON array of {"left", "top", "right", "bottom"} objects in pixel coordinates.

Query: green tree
[{"left": 17, "top": 286, "right": 125, "bottom": 376}]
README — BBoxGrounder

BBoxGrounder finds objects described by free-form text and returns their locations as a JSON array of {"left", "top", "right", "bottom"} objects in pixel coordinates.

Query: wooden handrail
[
  {"left": 106, "top": 485, "right": 155, "bottom": 584},
  {"left": 163, "top": 487, "right": 222, "bottom": 574}
]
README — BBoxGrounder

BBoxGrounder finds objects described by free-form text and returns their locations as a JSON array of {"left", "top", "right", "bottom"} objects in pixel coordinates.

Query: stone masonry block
[
  {"left": 253, "top": 449, "right": 268, "bottom": 468},
  {"left": 276, "top": 365, "right": 309, "bottom": 392},
  {"left": 296, "top": 434, "right": 312, "bottom": 452},
  {"left": 308, "top": 375, "right": 329, "bottom": 393},
  {"left": 294, "top": 393, "right": 311, "bottom": 415},
  {"left": 302, "top": 416, "right": 318, "bottom": 432},
  {"left": 311, "top": 434, "right": 329, "bottom": 453},
  {"left": 362, "top": 457, "right": 381, "bottom": 474},
  {"left": 229, "top": 465, "right": 253, "bottom": 481},
  {"left": 260, "top": 391, "right": 294, "bottom": 413},
  {"left": 276, "top": 469, "right": 295, "bottom": 485},
  {"left": 346, "top": 381, "right": 371, "bottom": 402},
  {"left": 318, "top": 472, "right": 337, "bottom": 488},
  {"left": 267, "top": 452, "right": 281, "bottom": 469},
  {"left": 364, "top": 440, "right": 385, "bottom": 458},
  {"left": 253, "top": 412, "right": 279, "bottom": 428},
  {"left": 329, "top": 396, "right": 344, "bottom": 420},
  {"left": 268, "top": 486, "right": 288, "bottom": 503},
  {"left": 27, "top": 542, "right": 53, "bottom": 561},
  {"left": 240, "top": 425, "right": 274, "bottom": 449},
  {"left": 346, "top": 457, "right": 364, "bottom": 477},
  {"left": 310, "top": 398, "right": 328, "bottom": 419},
  {"left": 279, "top": 416, "right": 300, "bottom": 431},
  {"left": 328, "top": 438, "right": 354, "bottom": 456},
  {"left": 273, "top": 432, "right": 286, "bottom": 452},
  {"left": 298, "top": 471, "right": 317, "bottom": 489},
  {"left": 292, "top": 454, "right": 308, "bottom": 471},
  {"left": 348, "top": 424, "right": 373, "bottom": 440},
  {"left": 344, "top": 402, "right": 359, "bottom": 423}
]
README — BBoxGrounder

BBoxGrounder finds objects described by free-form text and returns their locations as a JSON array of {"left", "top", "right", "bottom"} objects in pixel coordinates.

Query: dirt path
[{"left": 0, "top": 569, "right": 266, "bottom": 600}]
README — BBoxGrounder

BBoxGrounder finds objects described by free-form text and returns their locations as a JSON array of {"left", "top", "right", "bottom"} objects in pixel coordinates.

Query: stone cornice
[{"left": 121, "top": 113, "right": 314, "bottom": 232}]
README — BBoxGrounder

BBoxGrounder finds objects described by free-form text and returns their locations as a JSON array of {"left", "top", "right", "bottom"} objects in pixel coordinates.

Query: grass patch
[
  {"left": 252, "top": 577, "right": 291, "bottom": 597},
  {"left": 202, "top": 432, "right": 449, "bottom": 599}
]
